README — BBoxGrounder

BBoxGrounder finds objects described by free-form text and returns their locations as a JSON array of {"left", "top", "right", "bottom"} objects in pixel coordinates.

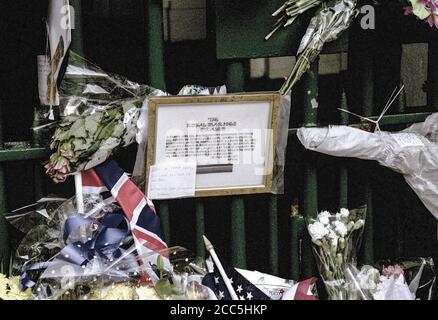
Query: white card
[
  {"left": 147, "top": 162, "right": 197, "bottom": 200},
  {"left": 392, "top": 133, "right": 424, "bottom": 148}
]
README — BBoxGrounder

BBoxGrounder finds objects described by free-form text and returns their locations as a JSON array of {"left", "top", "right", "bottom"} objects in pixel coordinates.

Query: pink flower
[
  {"left": 382, "top": 264, "right": 404, "bottom": 278},
  {"left": 404, "top": 6, "right": 413, "bottom": 15},
  {"left": 44, "top": 153, "right": 71, "bottom": 183}
]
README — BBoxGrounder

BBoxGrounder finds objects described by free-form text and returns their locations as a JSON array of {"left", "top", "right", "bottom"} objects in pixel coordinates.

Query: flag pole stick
[
  {"left": 203, "top": 235, "right": 239, "bottom": 300},
  {"left": 74, "top": 173, "right": 84, "bottom": 214}
]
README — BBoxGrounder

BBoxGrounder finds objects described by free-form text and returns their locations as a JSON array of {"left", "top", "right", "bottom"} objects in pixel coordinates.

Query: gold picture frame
[{"left": 146, "top": 92, "right": 281, "bottom": 198}]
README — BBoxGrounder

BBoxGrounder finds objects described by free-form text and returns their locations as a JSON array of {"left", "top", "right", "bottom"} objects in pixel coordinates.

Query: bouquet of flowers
[
  {"left": 4, "top": 194, "right": 212, "bottom": 300},
  {"left": 266, "top": 0, "right": 358, "bottom": 93},
  {"left": 265, "top": 0, "right": 324, "bottom": 40},
  {"left": 345, "top": 263, "right": 417, "bottom": 300},
  {"left": 404, "top": 0, "right": 438, "bottom": 28},
  {"left": 307, "top": 207, "right": 366, "bottom": 299},
  {"left": 282, "top": 0, "right": 358, "bottom": 93},
  {"left": 43, "top": 51, "right": 166, "bottom": 183}
]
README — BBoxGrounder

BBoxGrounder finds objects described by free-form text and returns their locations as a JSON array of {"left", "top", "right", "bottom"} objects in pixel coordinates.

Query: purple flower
[{"left": 405, "top": 0, "right": 438, "bottom": 29}]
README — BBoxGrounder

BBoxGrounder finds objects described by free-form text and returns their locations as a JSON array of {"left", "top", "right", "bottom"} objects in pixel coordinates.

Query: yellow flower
[
  {"left": 90, "top": 284, "right": 136, "bottom": 300},
  {"left": 135, "top": 286, "right": 161, "bottom": 300},
  {"left": 0, "top": 275, "right": 34, "bottom": 300}
]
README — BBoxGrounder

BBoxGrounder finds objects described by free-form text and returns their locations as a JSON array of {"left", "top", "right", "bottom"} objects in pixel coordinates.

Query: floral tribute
[
  {"left": 404, "top": 0, "right": 438, "bottom": 28},
  {"left": 307, "top": 207, "right": 365, "bottom": 299}
]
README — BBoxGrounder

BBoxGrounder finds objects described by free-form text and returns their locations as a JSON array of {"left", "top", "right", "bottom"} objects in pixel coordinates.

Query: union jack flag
[{"left": 81, "top": 159, "right": 169, "bottom": 280}]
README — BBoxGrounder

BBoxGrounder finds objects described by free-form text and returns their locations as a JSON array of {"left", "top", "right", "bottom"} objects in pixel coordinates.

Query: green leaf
[
  {"left": 84, "top": 112, "right": 103, "bottom": 135},
  {"left": 69, "top": 118, "right": 87, "bottom": 139},
  {"left": 111, "top": 122, "right": 125, "bottom": 138},
  {"left": 72, "top": 138, "right": 93, "bottom": 151},
  {"left": 95, "top": 121, "right": 116, "bottom": 140},
  {"left": 154, "top": 279, "right": 174, "bottom": 298},
  {"left": 156, "top": 255, "right": 164, "bottom": 273}
]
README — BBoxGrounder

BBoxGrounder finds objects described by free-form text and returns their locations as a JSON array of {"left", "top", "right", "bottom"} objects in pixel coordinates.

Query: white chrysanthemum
[
  {"left": 333, "top": 220, "right": 348, "bottom": 237},
  {"left": 308, "top": 221, "right": 329, "bottom": 241},
  {"left": 318, "top": 211, "right": 331, "bottom": 225}
]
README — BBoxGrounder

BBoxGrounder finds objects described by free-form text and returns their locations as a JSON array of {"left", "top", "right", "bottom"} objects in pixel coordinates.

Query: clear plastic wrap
[
  {"left": 271, "top": 94, "right": 292, "bottom": 194},
  {"left": 8, "top": 194, "right": 214, "bottom": 300}
]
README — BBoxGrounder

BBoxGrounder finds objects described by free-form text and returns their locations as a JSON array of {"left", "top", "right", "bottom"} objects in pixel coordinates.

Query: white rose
[{"left": 308, "top": 221, "right": 329, "bottom": 241}]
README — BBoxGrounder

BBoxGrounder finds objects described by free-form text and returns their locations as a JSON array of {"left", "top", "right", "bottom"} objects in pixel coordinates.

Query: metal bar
[
  {"left": 290, "top": 215, "right": 304, "bottom": 281},
  {"left": 0, "top": 148, "right": 48, "bottom": 163},
  {"left": 287, "top": 112, "right": 433, "bottom": 136},
  {"left": 226, "top": 61, "right": 245, "bottom": 93},
  {"left": 34, "top": 162, "right": 44, "bottom": 201},
  {"left": 397, "top": 81, "right": 406, "bottom": 114},
  {"left": 301, "top": 59, "right": 319, "bottom": 279},
  {"left": 145, "top": 1, "right": 169, "bottom": 247},
  {"left": 362, "top": 53, "right": 374, "bottom": 265},
  {"left": 0, "top": 165, "right": 7, "bottom": 273},
  {"left": 226, "top": 60, "right": 247, "bottom": 268},
  {"left": 195, "top": 201, "right": 205, "bottom": 258},
  {"left": 231, "top": 197, "right": 246, "bottom": 268},
  {"left": 428, "top": 40, "right": 438, "bottom": 111},
  {"left": 339, "top": 90, "right": 348, "bottom": 209},
  {"left": 157, "top": 202, "right": 171, "bottom": 243},
  {"left": 0, "top": 100, "right": 8, "bottom": 272},
  {"left": 269, "top": 195, "right": 278, "bottom": 275},
  {"left": 146, "top": 0, "right": 167, "bottom": 91},
  {"left": 71, "top": 0, "right": 84, "bottom": 56}
]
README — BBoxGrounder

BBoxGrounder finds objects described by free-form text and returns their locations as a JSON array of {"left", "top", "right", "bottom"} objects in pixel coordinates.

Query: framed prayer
[{"left": 146, "top": 92, "right": 281, "bottom": 198}]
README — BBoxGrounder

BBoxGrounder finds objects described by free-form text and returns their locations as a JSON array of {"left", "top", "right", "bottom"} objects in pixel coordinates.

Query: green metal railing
[{"left": 1, "top": 0, "right": 437, "bottom": 283}]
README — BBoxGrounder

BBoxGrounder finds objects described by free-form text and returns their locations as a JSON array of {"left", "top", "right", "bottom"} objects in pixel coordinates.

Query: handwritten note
[{"left": 147, "top": 162, "right": 197, "bottom": 200}]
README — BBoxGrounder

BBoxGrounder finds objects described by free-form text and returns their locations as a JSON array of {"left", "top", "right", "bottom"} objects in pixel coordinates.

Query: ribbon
[{"left": 20, "top": 210, "right": 136, "bottom": 291}]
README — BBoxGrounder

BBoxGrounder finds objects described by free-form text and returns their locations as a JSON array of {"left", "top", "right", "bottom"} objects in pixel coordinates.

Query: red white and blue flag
[{"left": 81, "top": 159, "right": 169, "bottom": 280}]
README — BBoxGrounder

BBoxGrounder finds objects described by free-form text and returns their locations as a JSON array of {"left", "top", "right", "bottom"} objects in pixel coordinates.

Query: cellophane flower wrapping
[
  {"left": 376, "top": 257, "right": 437, "bottom": 300},
  {"left": 279, "top": 0, "right": 358, "bottom": 93},
  {"left": 7, "top": 195, "right": 213, "bottom": 300},
  {"left": 43, "top": 51, "right": 166, "bottom": 183},
  {"left": 307, "top": 206, "right": 366, "bottom": 299}
]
